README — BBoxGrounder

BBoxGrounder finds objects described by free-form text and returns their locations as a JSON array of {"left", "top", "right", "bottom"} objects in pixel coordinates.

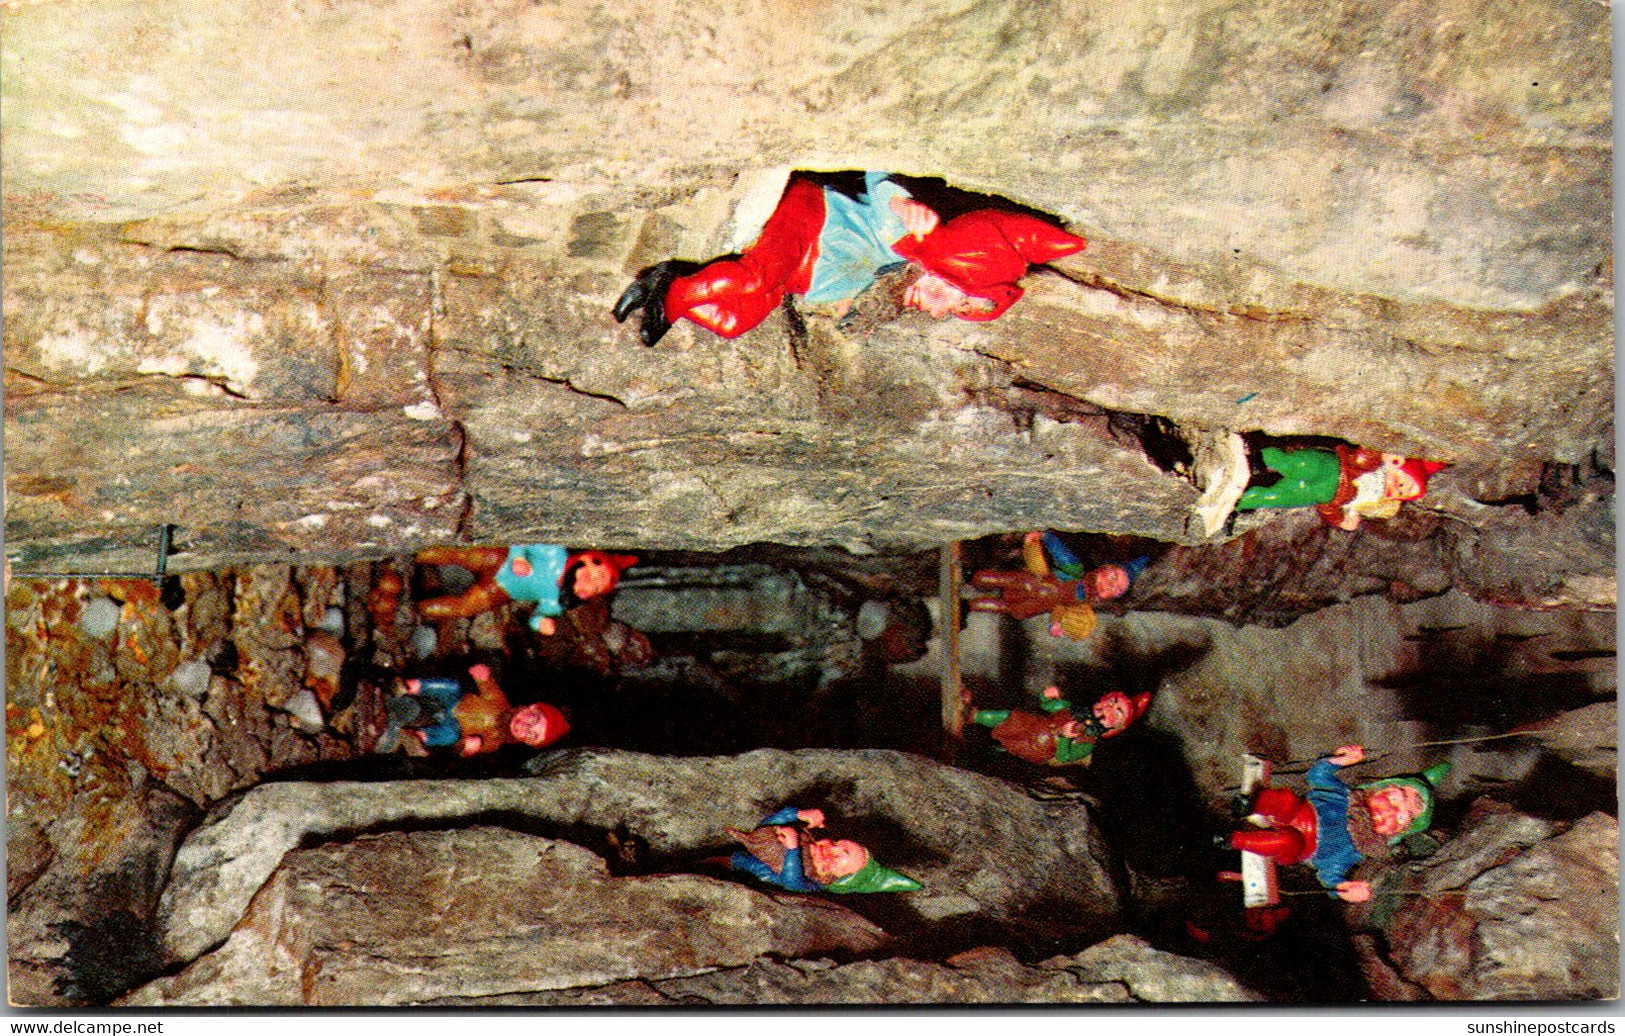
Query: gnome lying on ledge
[
  {"left": 1224, "top": 744, "right": 1449, "bottom": 902},
  {"left": 613, "top": 171, "right": 1086, "bottom": 346},
  {"left": 969, "top": 684, "right": 1152, "bottom": 767},
  {"left": 727, "top": 806, "right": 922, "bottom": 894},
  {"left": 416, "top": 544, "right": 637, "bottom": 634},
  {"left": 1235, "top": 445, "right": 1447, "bottom": 531}
]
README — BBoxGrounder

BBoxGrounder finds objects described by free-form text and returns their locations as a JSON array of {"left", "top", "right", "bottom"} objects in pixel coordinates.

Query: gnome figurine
[
  {"left": 1235, "top": 446, "right": 1447, "bottom": 531},
  {"left": 376, "top": 663, "right": 570, "bottom": 758},
  {"left": 613, "top": 171, "right": 1086, "bottom": 346},
  {"left": 1224, "top": 745, "right": 1450, "bottom": 902},
  {"left": 416, "top": 544, "right": 638, "bottom": 634},
  {"left": 727, "top": 807, "right": 922, "bottom": 894},
  {"left": 970, "top": 684, "right": 1152, "bottom": 767},
  {"left": 968, "top": 531, "right": 1149, "bottom": 640}
]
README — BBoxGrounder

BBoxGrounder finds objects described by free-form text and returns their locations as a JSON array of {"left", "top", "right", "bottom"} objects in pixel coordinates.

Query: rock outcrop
[
  {"left": 3, "top": 0, "right": 1612, "bottom": 586},
  {"left": 1360, "top": 801, "right": 1619, "bottom": 1001},
  {"left": 122, "top": 827, "right": 891, "bottom": 1007},
  {"left": 426, "top": 937, "right": 1262, "bottom": 1006},
  {"left": 152, "top": 749, "right": 1122, "bottom": 967}
]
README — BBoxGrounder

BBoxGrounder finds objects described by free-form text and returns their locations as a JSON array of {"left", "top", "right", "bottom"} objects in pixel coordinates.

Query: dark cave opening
[{"left": 9, "top": 525, "right": 1615, "bottom": 1007}]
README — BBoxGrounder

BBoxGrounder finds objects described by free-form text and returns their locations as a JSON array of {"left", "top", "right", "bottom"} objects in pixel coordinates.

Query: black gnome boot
[
  {"left": 376, "top": 695, "right": 423, "bottom": 754},
  {"left": 613, "top": 260, "right": 701, "bottom": 347}
]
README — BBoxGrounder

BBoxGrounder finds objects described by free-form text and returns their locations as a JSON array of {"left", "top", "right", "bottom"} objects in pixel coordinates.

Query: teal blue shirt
[
  {"left": 491, "top": 544, "right": 570, "bottom": 631},
  {"left": 804, "top": 173, "right": 912, "bottom": 304}
]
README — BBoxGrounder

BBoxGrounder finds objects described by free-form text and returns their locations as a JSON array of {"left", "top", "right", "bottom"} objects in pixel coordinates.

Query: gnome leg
[
  {"left": 1250, "top": 786, "right": 1306, "bottom": 826},
  {"left": 416, "top": 546, "right": 510, "bottom": 573},
  {"left": 663, "top": 178, "right": 826, "bottom": 339},
  {"left": 1228, "top": 827, "right": 1308, "bottom": 864},
  {"left": 418, "top": 581, "right": 512, "bottom": 621},
  {"left": 1236, "top": 448, "right": 1341, "bottom": 510}
]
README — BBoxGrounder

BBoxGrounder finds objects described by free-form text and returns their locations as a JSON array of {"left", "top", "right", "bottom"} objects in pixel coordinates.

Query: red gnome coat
[{"left": 892, "top": 209, "right": 1085, "bottom": 321}]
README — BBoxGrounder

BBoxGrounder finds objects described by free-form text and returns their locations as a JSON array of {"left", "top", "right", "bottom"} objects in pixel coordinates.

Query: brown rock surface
[
  {"left": 434, "top": 937, "right": 1262, "bottom": 1005},
  {"left": 120, "top": 827, "right": 890, "bottom": 1006},
  {"left": 2, "top": 0, "right": 1612, "bottom": 583},
  {"left": 1368, "top": 802, "right": 1619, "bottom": 1001},
  {"left": 150, "top": 748, "right": 1122, "bottom": 968}
]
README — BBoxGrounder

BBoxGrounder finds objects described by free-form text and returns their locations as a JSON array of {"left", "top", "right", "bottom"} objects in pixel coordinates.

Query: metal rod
[
  {"left": 154, "top": 523, "right": 173, "bottom": 581},
  {"left": 10, "top": 524, "right": 177, "bottom": 584},
  {"left": 939, "top": 541, "right": 965, "bottom": 747}
]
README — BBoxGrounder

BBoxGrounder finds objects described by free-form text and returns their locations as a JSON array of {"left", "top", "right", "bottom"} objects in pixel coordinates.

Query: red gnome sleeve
[{"left": 893, "top": 211, "right": 1086, "bottom": 321}]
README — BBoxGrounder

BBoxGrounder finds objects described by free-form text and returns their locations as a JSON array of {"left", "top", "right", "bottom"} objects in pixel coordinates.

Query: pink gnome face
[
  {"left": 1092, "top": 690, "right": 1152, "bottom": 738},
  {"left": 508, "top": 702, "right": 569, "bottom": 748},
  {"left": 1083, "top": 564, "right": 1131, "bottom": 601},
  {"left": 1379, "top": 454, "right": 1446, "bottom": 503},
  {"left": 805, "top": 838, "right": 870, "bottom": 884},
  {"left": 567, "top": 551, "right": 638, "bottom": 600},
  {"left": 1364, "top": 784, "right": 1426, "bottom": 837}
]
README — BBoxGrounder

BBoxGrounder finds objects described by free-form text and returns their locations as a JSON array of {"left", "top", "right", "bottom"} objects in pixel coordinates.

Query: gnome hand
[
  {"left": 536, "top": 616, "right": 557, "bottom": 636},
  {"left": 890, "top": 196, "right": 940, "bottom": 240},
  {"left": 1336, "top": 880, "right": 1372, "bottom": 903},
  {"left": 1328, "top": 744, "right": 1365, "bottom": 767},
  {"left": 796, "top": 808, "right": 826, "bottom": 829}
]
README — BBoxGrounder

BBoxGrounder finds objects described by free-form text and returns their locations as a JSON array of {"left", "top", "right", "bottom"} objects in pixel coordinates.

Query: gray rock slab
[
  {"left": 123, "top": 827, "right": 888, "bottom": 1006},
  {"left": 429, "top": 937, "right": 1263, "bottom": 1005},
  {"left": 154, "top": 748, "right": 1121, "bottom": 966}
]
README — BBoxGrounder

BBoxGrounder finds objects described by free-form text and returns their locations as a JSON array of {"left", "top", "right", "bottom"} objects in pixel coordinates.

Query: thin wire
[{"left": 1270, "top": 730, "right": 1538, "bottom": 771}]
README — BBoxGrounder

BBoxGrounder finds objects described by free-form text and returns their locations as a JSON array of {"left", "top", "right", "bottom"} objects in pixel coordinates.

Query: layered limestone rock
[
  {"left": 2, "top": 0, "right": 1613, "bottom": 582},
  {"left": 2, "top": 0, "right": 1614, "bottom": 1007},
  {"left": 148, "top": 749, "right": 1122, "bottom": 967},
  {"left": 121, "top": 827, "right": 891, "bottom": 1007}
]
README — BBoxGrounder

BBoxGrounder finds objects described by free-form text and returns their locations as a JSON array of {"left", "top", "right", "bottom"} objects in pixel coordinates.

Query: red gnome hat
[
  {"left": 892, "top": 211, "right": 1087, "bottom": 321},
  {"left": 1098, "top": 692, "right": 1154, "bottom": 739},
  {"left": 568, "top": 550, "right": 639, "bottom": 592},
  {"left": 1397, "top": 458, "right": 1448, "bottom": 499},
  {"left": 526, "top": 702, "right": 570, "bottom": 747}
]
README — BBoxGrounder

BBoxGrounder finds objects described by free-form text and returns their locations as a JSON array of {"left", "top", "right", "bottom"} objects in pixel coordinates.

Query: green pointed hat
[
  {"left": 1358, "top": 761, "right": 1451, "bottom": 844},
  {"left": 823, "top": 856, "right": 922, "bottom": 894}
]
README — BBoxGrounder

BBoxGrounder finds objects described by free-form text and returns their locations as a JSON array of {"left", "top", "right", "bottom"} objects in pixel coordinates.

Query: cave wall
[
  {"left": 2, "top": 0, "right": 1616, "bottom": 1008},
  {"left": 6, "top": 554, "right": 1615, "bottom": 1005},
  {"left": 2, "top": 0, "right": 1613, "bottom": 575},
  {"left": 947, "top": 589, "right": 1617, "bottom": 801}
]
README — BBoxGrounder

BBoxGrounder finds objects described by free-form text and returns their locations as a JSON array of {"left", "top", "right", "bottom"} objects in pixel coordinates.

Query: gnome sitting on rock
[
  {"left": 727, "top": 807, "right": 921, "bottom": 894},
  {"left": 1235, "top": 445, "right": 1447, "bottom": 531},
  {"left": 1224, "top": 744, "right": 1449, "bottom": 902}
]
